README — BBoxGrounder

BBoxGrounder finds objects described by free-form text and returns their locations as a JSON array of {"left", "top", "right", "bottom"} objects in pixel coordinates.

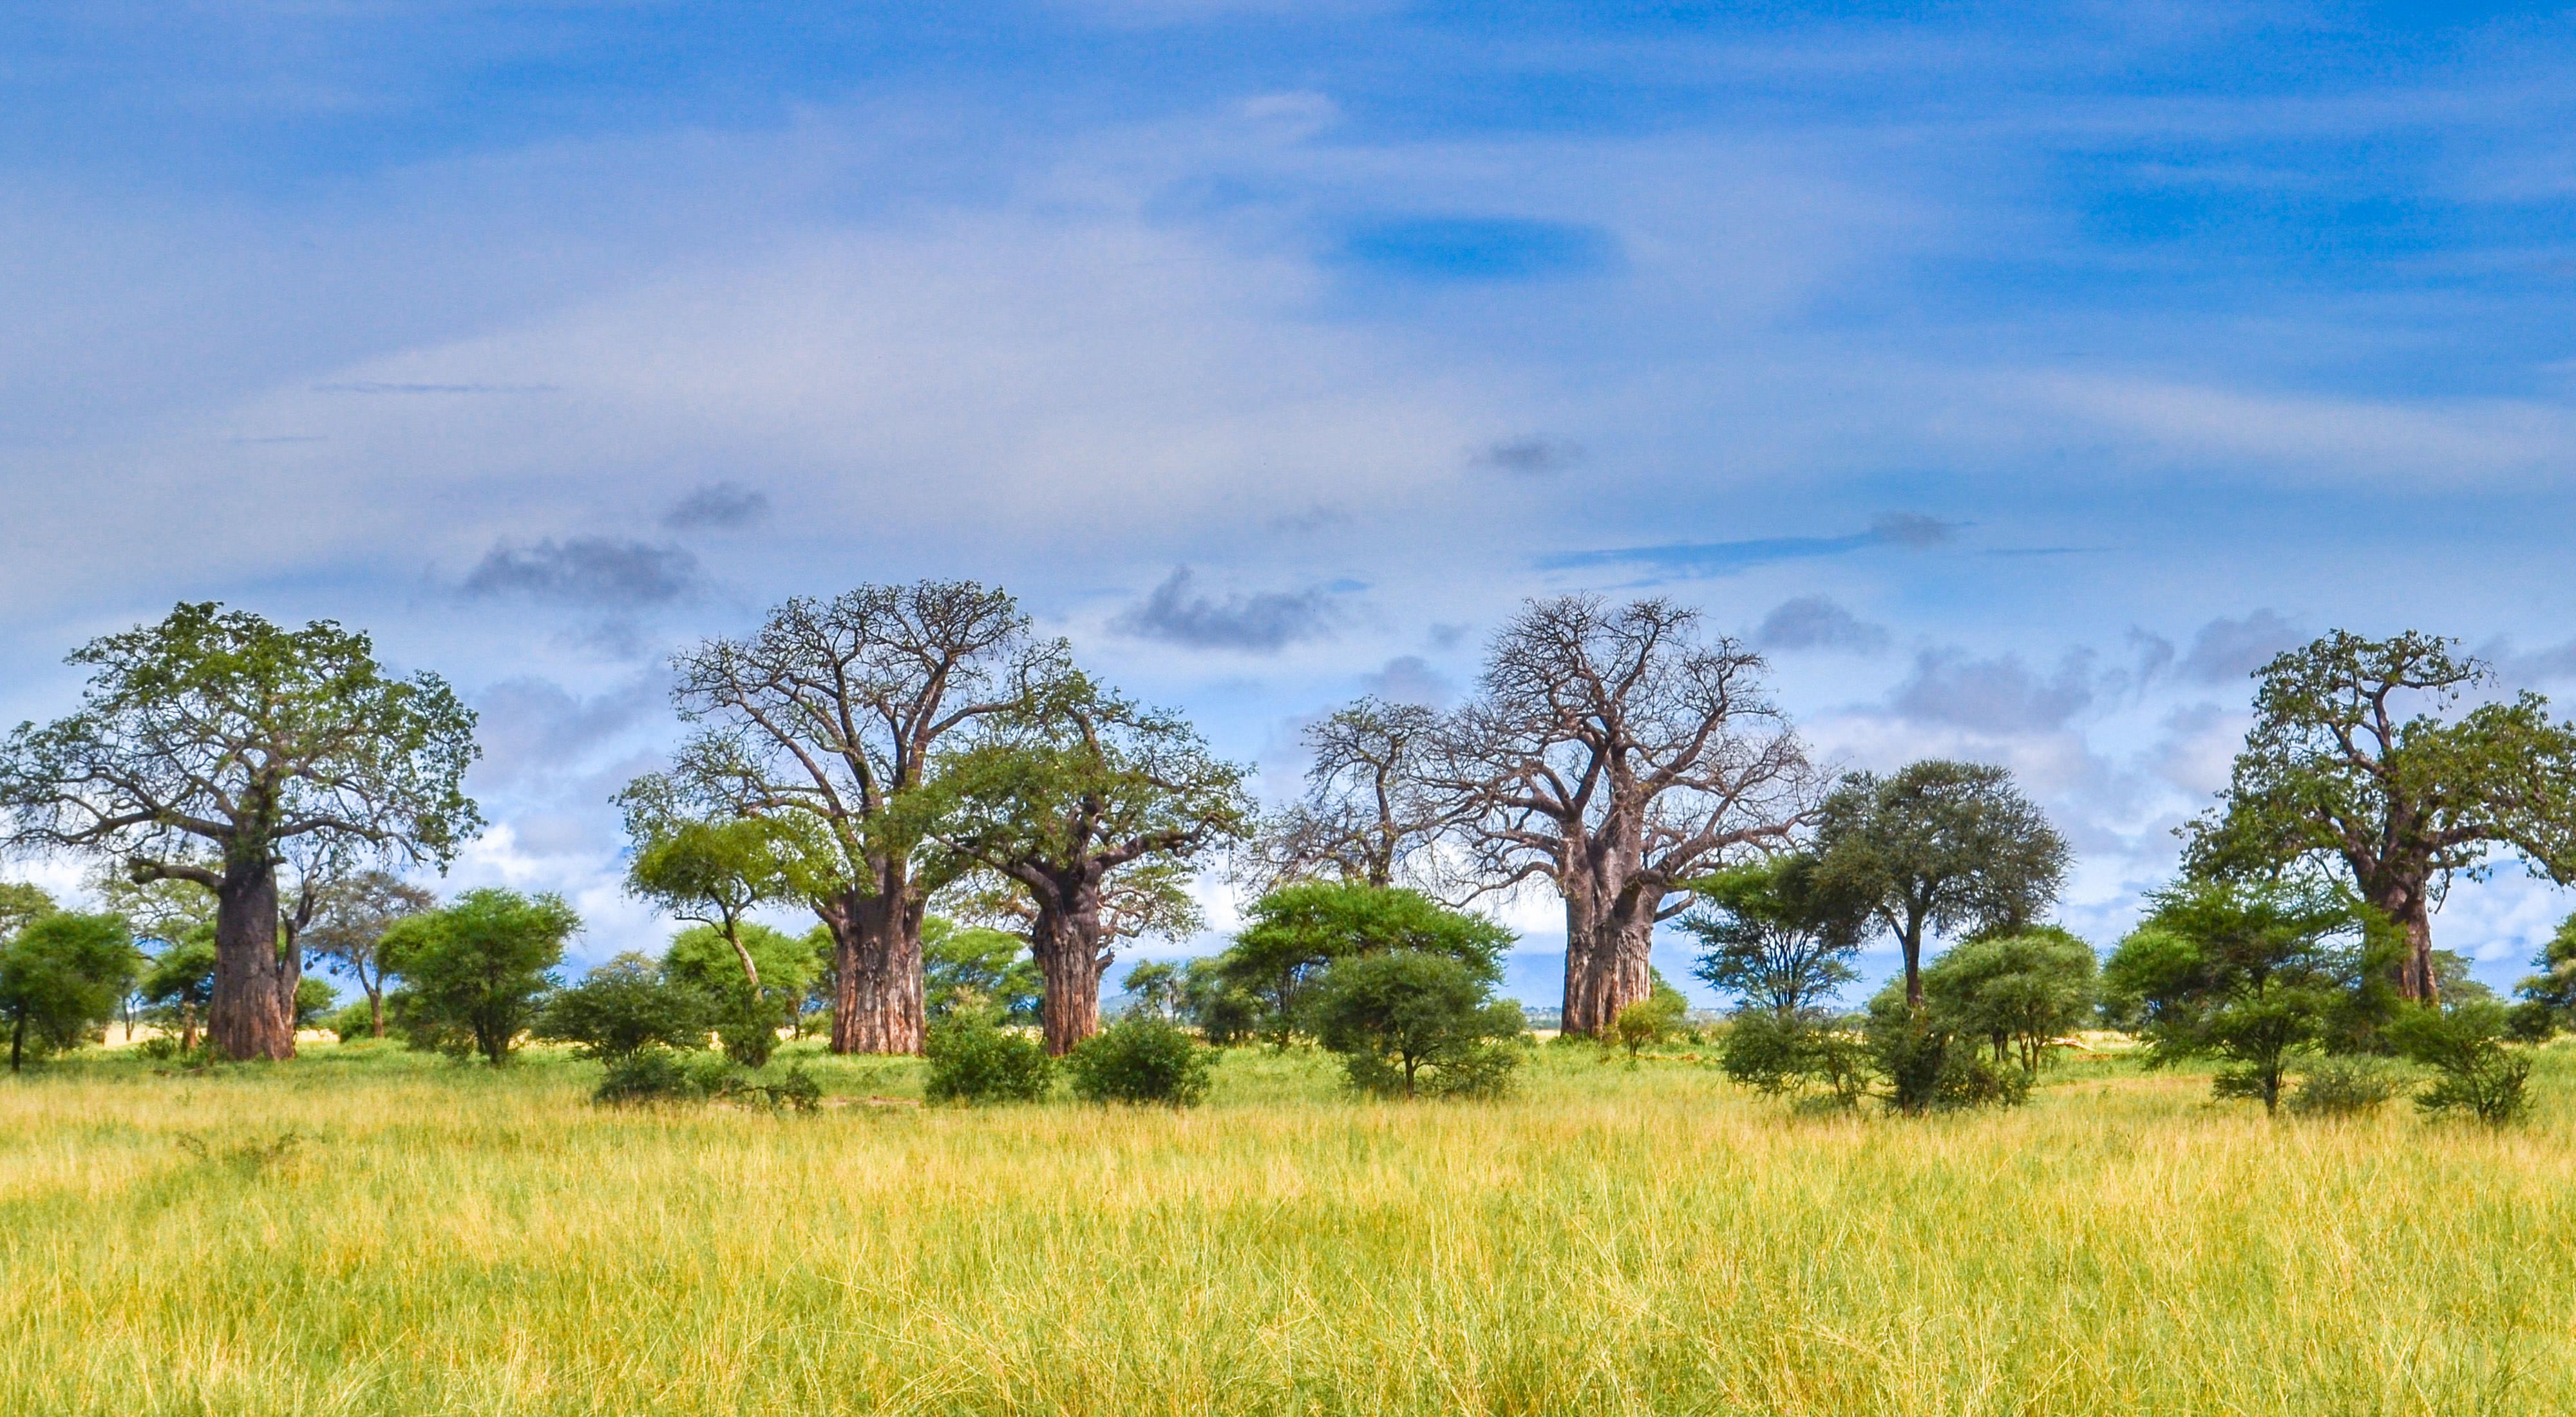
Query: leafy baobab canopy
[
  {"left": 0, "top": 602, "right": 480, "bottom": 1060},
  {"left": 2183, "top": 630, "right": 2576, "bottom": 1002}
]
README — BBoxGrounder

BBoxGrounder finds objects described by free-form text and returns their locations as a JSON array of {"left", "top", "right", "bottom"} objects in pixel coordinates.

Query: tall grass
[{"left": 2, "top": 1040, "right": 2571, "bottom": 1414}]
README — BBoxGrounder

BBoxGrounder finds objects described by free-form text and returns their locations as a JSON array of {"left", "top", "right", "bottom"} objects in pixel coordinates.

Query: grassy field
[{"left": 3, "top": 1038, "right": 2572, "bottom": 1416}]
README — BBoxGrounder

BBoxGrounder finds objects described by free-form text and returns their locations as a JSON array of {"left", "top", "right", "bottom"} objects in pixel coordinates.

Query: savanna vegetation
[{"left": 6, "top": 587, "right": 2576, "bottom": 1413}]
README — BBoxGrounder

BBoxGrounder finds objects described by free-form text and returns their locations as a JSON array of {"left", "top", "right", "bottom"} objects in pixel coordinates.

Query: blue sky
[{"left": 5, "top": 1, "right": 2575, "bottom": 1002}]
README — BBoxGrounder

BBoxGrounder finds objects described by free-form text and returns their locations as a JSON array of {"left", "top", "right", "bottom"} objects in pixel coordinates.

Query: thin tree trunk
[
  {"left": 10, "top": 1013, "right": 23, "bottom": 1072},
  {"left": 209, "top": 858, "right": 296, "bottom": 1061},
  {"left": 366, "top": 980, "right": 384, "bottom": 1038}
]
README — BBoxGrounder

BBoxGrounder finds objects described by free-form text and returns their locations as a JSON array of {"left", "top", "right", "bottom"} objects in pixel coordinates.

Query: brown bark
[
  {"left": 824, "top": 864, "right": 926, "bottom": 1055},
  {"left": 1555, "top": 808, "right": 1660, "bottom": 1037},
  {"left": 209, "top": 858, "right": 297, "bottom": 1061},
  {"left": 2373, "top": 882, "right": 2439, "bottom": 1005},
  {"left": 1030, "top": 891, "right": 1109, "bottom": 1056}
]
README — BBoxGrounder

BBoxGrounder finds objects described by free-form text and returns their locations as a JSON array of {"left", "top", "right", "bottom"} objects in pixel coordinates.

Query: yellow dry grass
[{"left": 1, "top": 1039, "right": 2570, "bottom": 1415}]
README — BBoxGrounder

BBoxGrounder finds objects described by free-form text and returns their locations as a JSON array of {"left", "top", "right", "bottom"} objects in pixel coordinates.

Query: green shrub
[
  {"left": 1067, "top": 1015, "right": 1213, "bottom": 1107},
  {"left": 2392, "top": 1000, "right": 2532, "bottom": 1125},
  {"left": 1721, "top": 1011, "right": 1868, "bottom": 1108},
  {"left": 924, "top": 1007, "right": 1054, "bottom": 1105},
  {"left": 323, "top": 1000, "right": 379, "bottom": 1042},
  {"left": 594, "top": 1049, "right": 734, "bottom": 1105},
  {"left": 1864, "top": 984, "right": 2027, "bottom": 1113},
  {"left": 536, "top": 955, "right": 708, "bottom": 1063},
  {"left": 2287, "top": 1056, "right": 2405, "bottom": 1117},
  {"left": 1609, "top": 976, "right": 1690, "bottom": 1065}
]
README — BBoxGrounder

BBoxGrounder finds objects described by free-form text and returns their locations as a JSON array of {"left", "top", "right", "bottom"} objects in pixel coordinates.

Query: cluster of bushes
[{"left": 922, "top": 1003, "right": 1218, "bottom": 1107}]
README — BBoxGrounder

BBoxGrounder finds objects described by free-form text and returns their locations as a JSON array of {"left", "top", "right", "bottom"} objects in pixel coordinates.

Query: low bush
[
  {"left": 1068, "top": 1015, "right": 1213, "bottom": 1107},
  {"left": 924, "top": 1007, "right": 1054, "bottom": 1105},
  {"left": 2392, "top": 1000, "right": 2531, "bottom": 1125},
  {"left": 594, "top": 1049, "right": 734, "bottom": 1105},
  {"left": 536, "top": 956, "right": 708, "bottom": 1063},
  {"left": 2287, "top": 1056, "right": 2405, "bottom": 1117},
  {"left": 323, "top": 1000, "right": 379, "bottom": 1043}
]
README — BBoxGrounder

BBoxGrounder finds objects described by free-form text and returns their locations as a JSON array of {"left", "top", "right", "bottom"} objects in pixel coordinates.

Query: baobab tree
[
  {"left": 0, "top": 604, "right": 479, "bottom": 1060},
  {"left": 2184, "top": 630, "right": 2576, "bottom": 1003},
  {"left": 664, "top": 582, "right": 1050, "bottom": 1054},
  {"left": 1439, "top": 596, "right": 1815, "bottom": 1037},
  {"left": 935, "top": 672, "right": 1252, "bottom": 1053},
  {"left": 1239, "top": 698, "right": 1453, "bottom": 895}
]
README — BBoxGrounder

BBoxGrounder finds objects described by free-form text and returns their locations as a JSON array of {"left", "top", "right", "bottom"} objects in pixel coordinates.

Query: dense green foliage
[
  {"left": 920, "top": 915, "right": 1041, "bottom": 1023},
  {"left": 1920, "top": 926, "right": 2097, "bottom": 1072},
  {"left": 382, "top": 889, "right": 578, "bottom": 1065},
  {"left": 0, "top": 911, "right": 135, "bottom": 1070},
  {"left": 1212, "top": 881, "right": 1511, "bottom": 1045},
  {"left": 923, "top": 1007, "right": 1054, "bottom": 1104},
  {"left": 1066, "top": 1014, "right": 1213, "bottom": 1106},
  {"left": 537, "top": 955, "right": 710, "bottom": 1063},
  {"left": 1308, "top": 950, "right": 1525, "bottom": 1099},
  {"left": 2105, "top": 880, "right": 2386, "bottom": 1113}
]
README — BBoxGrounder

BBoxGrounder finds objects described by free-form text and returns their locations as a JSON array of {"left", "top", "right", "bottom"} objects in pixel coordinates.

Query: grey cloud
[
  {"left": 2490, "top": 638, "right": 2576, "bottom": 687},
  {"left": 1269, "top": 504, "right": 1352, "bottom": 534},
  {"left": 1757, "top": 595, "right": 1889, "bottom": 654},
  {"left": 1359, "top": 654, "right": 1454, "bottom": 707},
  {"left": 661, "top": 480, "right": 770, "bottom": 531},
  {"left": 1426, "top": 622, "right": 1470, "bottom": 651},
  {"left": 1112, "top": 566, "right": 1338, "bottom": 651},
  {"left": 460, "top": 536, "right": 702, "bottom": 607},
  {"left": 1891, "top": 647, "right": 2096, "bottom": 733},
  {"left": 1871, "top": 511, "right": 1957, "bottom": 548},
  {"left": 1475, "top": 437, "right": 1582, "bottom": 475},
  {"left": 2181, "top": 609, "right": 2303, "bottom": 683}
]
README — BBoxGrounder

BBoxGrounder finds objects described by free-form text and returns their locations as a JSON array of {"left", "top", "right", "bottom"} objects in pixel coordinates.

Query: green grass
[{"left": 4, "top": 1038, "right": 2573, "bottom": 1415}]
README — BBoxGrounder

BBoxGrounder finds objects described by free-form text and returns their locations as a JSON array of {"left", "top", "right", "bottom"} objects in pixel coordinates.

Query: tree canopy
[
  {"left": 1437, "top": 596, "right": 1814, "bottom": 1037},
  {"left": 2183, "top": 630, "right": 2576, "bottom": 1003},
  {"left": 0, "top": 603, "right": 480, "bottom": 1059},
  {"left": 1813, "top": 759, "right": 2069, "bottom": 1009}
]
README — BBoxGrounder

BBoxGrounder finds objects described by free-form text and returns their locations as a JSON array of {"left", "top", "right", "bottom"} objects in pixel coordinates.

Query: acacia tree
[
  {"left": 1240, "top": 699, "right": 1452, "bottom": 894},
  {"left": 936, "top": 673, "right": 1253, "bottom": 1054},
  {"left": 616, "top": 774, "right": 804, "bottom": 994},
  {"left": 1437, "top": 596, "right": 1813, "bottom": 1037},
  {"left": 1812, "top": 760, "right": 2069, "bottom": 1011},
  {"left": 665, "top": 582, "right": 1046, "bottom": 1054},
  {"left": 0, "top": 604, "right": 480, "bottom": 1060},
  {"left": 301, "top": 869, "right": 435, "bottom": 1038},
  {"left": 2183, "top": 631, "right": 2576, "bottom": 1003}
]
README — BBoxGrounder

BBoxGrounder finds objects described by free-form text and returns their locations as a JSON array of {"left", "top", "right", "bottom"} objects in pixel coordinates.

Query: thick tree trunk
[
  {"left": 1030, "top": 890, "right": 1109, "bottom": 1056},
  {"left": 1560, "top": 874, "right": 1658, "bottom": 1038},
  {"left": 2384, "top": 887, "right": 2438, "bottom": 1005},
  {"left": 826, "top": 863, "right": 927, "bottom": 1054},
  {"left": 367, "top": 984, "right": 384, "bottom": 1038},
  {"left": 209, "top": 859, "right": 296, "bottom": 1061}
]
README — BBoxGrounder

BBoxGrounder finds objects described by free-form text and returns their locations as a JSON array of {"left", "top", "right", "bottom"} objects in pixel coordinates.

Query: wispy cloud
[
  {"left": 1757, "top": 595, "right": 1889, "bottom": 654},
  {"left": 1542, "top": 511, "right": 1958, "bottom": 575},
  {"left": 661, "top": 481, "right": 770, "bottom": 531}
]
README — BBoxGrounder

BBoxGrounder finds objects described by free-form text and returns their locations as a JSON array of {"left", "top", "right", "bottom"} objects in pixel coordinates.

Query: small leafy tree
[
  {"left": 0, "top": 911, "right": 136, "bottom": 1070},
  {"left": 1212, "top": 880, "right": 1511, "bottom": 1045},
  {"left": 923, "top": 1005, "right": 1054, "bottom": 1104},
  {"left": 1308, "top": 950, "right": 1526, "bottom": 1099},
  {"left": 1609, "top": 973, "right": 1690, "bottom": 1065},
  {"left": 2391, "top": 998, "right": 2531, "bottom": 1124},
  {"left": 537, "top": 954, "right": 711, "bottom": 1063},
  {"left": 1684, "top": 855, "right": 1864, "bottom": 1017},
  {"left": 2511, "top": 911, "right": 2576, "bottom": 1040},
  {"left": 382, "top": 889, "right": 576, "bottom": 1065},
  {"left": 1177, "top": 958, "right": 1261, "bottom": 1044},
  {"left": 2105, "top": 880, "right": 2381, "bottom": 1113},
  {"left": 663, "top": 923, "right": 811, "bottom": 1067},
  {"left": 1862, "top": 981, "right": 2028, "bottom": 1114},
  {"left": 137, "top": 931, "right": 217, "bottom": 1051},
  {"left": 1813, "top": 761, "right": 2069, "bottom": 1011},
  {"left": 300, "top": 870, "right": 435, "bottom": 1039},
  {"left": 1920, "top": 927, "right": 2097, "bottom": 1074},
  {"left": 1066, "top": 1013, "right": 1213, "bottom": 1106}
]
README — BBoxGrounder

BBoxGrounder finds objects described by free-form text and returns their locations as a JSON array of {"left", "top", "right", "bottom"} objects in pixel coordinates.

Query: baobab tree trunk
[
  {"left": 1560, "top": 890, "right": 1657, "bottom": 1038},
  {"left": 2377, "top": 883, "right": 2439, "bottom": 1005},
  {"left": 1030, "top": 894, "right": 1110, "bottom": 1056},
  {"left": 826, "top": 877, "right": 927, "bottom": 1054},
  {"left": 209, "top": 858, "right": 296, "bottom": 1061}
]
